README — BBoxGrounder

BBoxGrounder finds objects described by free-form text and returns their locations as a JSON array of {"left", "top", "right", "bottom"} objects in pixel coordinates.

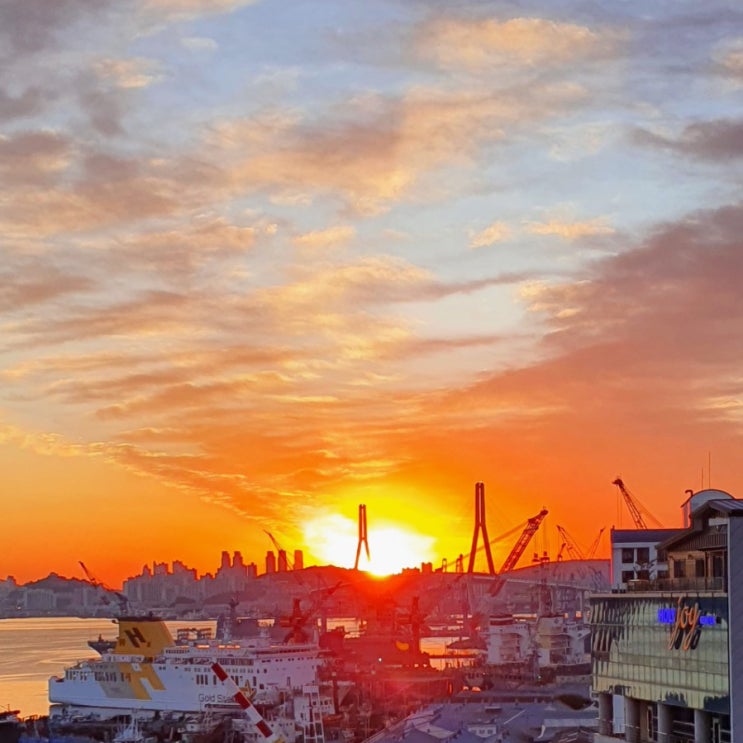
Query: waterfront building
[
  {"left": 591, "top": 488, "right": 739, "bottom": 742},
  {"left": 610, "top": 528, "right": 680, "bottom": 589}
]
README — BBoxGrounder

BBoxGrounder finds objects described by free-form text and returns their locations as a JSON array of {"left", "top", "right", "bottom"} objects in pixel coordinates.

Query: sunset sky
[{"left": 2, "top": 0, "right": 743, "bottom": 587}]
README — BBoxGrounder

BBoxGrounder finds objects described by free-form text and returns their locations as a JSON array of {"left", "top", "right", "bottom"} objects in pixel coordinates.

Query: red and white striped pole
[{"left": 211, "top": 662, "right": 284, "bottom": 743}]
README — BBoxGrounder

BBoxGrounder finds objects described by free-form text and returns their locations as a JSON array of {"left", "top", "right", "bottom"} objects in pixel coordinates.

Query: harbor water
[
  {"left": 0, "top": 617, "right": 462, "bottom": 720},
  {"left": 0, "top": 618, "right": 119, "bottom": 717},
  {"left": 0, "top": 617, "right": 225, "bottom": 719}
]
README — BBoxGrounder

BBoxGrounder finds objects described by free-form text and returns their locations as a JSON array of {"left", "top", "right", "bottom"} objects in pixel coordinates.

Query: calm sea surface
[{"left": 0, "top": 617, "right": 116, "bottom": 718}]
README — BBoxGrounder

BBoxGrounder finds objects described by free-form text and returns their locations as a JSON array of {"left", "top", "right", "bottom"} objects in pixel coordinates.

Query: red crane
[
  {"left": 212, "top": 662, "right": 284, "bottom": 743},
  {"left": 498, "top": 508, "right": 549, "bottom": 573},
  {"left": 278, "top": 581, "right": 344, "bottom": 643}
]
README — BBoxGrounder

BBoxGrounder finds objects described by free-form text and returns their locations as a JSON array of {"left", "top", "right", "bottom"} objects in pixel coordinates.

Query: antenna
[{"left": 709, "top": 451, "right": 711, "bottom": 489}]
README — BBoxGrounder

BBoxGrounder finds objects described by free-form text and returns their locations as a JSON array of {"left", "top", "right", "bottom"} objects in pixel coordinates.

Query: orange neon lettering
[{"left": 668, "top": 597, "right": 701, "bottom": 651}]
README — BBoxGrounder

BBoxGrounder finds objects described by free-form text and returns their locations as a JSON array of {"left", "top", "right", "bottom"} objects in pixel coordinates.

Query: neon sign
[
  {"left": 657, "top": 608, "right": 716, "bottom": 626},
  {"left": 657, "top": 598, "right": 715, "bottom": 650}
]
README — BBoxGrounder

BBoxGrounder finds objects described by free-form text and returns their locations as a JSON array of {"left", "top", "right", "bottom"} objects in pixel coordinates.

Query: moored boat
[{"left": 49, "top": 615, "right": 327, "bottom": 716}]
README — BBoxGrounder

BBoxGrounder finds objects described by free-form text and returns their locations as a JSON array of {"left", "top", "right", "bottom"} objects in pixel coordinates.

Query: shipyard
[
  {"left": 6, "top": 477, "right": 743, "bottom": 742},
  {"left": 2, "top": 482, "right": 607, "bottom": 743},
  {"left": 6, "top": 480, "right": 730, "bottom": 743}
]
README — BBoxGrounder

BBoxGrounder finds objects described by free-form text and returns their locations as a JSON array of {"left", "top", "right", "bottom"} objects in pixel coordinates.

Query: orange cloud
[
  {"left": 469, "top": 221, "right": 510, "bottom": 248},
  {"left": 218, "top": 83, "right": 587, "bottom": 214},
  {"left": 416, "top": 16, "right": 621, "bottom": 70},
  {"left": 526, "top": 217, "right": 616, "bottom": 240},
  {"left": 293, "top": 225, "right": 356, "bottom": 252},
  {"left": 94, "top": 57, "right": 163, "bottom": 89}
]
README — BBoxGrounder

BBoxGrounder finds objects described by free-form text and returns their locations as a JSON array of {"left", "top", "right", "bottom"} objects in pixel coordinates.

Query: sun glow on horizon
[{"left": 303, "top": 513, "right": 435, "bottom": 576}]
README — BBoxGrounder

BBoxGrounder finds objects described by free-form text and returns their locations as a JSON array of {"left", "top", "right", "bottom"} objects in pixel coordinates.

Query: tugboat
[{"left": 0, "top": 710, "right": 23, "bottom": 743}]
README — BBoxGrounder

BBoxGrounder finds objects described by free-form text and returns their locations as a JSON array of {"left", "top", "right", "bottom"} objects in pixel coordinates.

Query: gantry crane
[
  {"left": 612, "top": 477, "right": 662, "bottom": 529},
  {"left": 498, "top": 508, "right": 549, "bottom": 573}
]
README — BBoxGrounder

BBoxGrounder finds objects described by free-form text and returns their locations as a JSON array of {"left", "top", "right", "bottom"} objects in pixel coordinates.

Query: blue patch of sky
[{"left": 125, "top": 1, "right": 432, "bottom": 147}]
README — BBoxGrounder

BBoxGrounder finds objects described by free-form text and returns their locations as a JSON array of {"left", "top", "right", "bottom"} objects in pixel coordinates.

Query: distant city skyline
[{"left": 2, "top": 1, "right": 742, "bottom": 586}]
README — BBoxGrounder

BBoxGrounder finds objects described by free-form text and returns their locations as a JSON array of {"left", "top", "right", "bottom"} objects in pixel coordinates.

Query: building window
[
  {"left": 673, "top": 560, "right": 686, "bottom": 578},
  {"left": 621, "top": 570, "right": 635, "bottom": 583},
  {"left": 637, "top": 547, "right": 650, "bottom": 565},
  {"left": 622, "top": 548, "right": 634, "bottom": 564},
  {"left": 695, "top": 558, "right": 705, "bottom": 578},
  {"left": 712, "top": 555, "right": 724, "bottom": 579}
]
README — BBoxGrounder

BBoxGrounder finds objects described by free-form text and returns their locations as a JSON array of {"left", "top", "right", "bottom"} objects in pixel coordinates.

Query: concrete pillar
[
  {"left": 598, "top": 693, "right": 613, "bottom": 735},
  {"left": 624, "top": 697, "right": 641, "bottom": 743},
  {"left": 694, "top": 709, "right": 711, "bottom": 743},
  {"left": 657, "top": 702, "right": 673, "bottom": 743}
]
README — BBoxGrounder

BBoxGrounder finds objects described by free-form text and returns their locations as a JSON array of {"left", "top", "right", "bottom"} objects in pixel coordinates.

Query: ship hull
[{"left": 49, "top": 616, "right": 325, "bottom": 714}]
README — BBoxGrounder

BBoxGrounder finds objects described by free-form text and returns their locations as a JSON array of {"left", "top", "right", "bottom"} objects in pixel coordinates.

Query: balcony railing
[{"left": 623, "top": 576, "right": 726, "bottom": 593}]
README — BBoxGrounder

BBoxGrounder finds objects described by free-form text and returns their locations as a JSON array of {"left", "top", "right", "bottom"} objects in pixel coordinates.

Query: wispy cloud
[
  {"left": 526, "top": 218, "right": 616, "bottom": 240},
  {"left": 415, "top": 16, "right": 623, "bottom": 71},
  {"left": 94, "top": 57, "right": 163, "bottom": 89},
  {"left": 469, "top": 221, "right": 510, "bottom": 248},
  {"left": 632, "top": 118, "right": 743, "bottom": 161},
  {"left": 293, "top": 225, "right": 356, "bottom": 252}
]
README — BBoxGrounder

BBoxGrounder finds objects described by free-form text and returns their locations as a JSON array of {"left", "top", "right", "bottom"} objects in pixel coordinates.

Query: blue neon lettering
[{"left": 658, "top": 608, "right": 715, "bottom": 627}]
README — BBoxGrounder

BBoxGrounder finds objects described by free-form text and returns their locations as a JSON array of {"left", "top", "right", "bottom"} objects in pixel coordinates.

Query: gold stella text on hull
[{"left": 49, "top": 616, "right": 326, "bottom": 713}]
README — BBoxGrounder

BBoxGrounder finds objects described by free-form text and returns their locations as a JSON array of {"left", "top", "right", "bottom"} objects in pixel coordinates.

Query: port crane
[
  {"left": 212, "top": 662, "right": 285, "bottom": 743},
  {"left": 78, "top": 561, "right": 129, "bottom": 613},
  {"left": 612, "top": 477, "right": 662, "bottom": 529},
  {"left": 443, "top": 510, "right": 549, "bottom": 575},
  {"left": 486, "top": 508, "right": 549, "bottom": 600},
  {"left": 264, "top": 530, "right": 294, "bottom": 570},
  {"left": 279, "top": 581, "right": 343, "bottom": 643},
  {"left": 587, "top": 526, "right": 606, "bottom": 558},
  {"left": 555, "top": 525, "right": 584, "bottom": 561},
  {"left": 498, "top": 508, "right": 549, "bottom": 573}
]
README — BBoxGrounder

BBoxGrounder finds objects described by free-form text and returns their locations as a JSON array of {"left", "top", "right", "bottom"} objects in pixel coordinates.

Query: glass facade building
[{"left": 591, "top": 490, "right": 743, "bottom": 743}]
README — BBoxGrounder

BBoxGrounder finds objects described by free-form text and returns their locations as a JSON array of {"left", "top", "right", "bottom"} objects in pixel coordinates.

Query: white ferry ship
[{"left": 49, "top": 615, "right": 326, "bottom": 714}]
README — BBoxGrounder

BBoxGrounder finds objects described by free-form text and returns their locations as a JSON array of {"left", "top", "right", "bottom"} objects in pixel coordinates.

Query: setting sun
[{"left": 303, "top": 513, "right": 435, "bottom": 576}]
